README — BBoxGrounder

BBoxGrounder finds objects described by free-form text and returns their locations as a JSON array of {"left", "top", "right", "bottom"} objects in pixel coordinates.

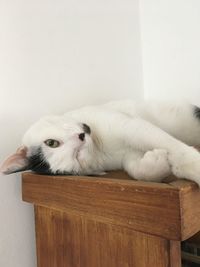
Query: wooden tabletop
[{"left": 22, "top": 171, "right": 200, "bottom": 241}]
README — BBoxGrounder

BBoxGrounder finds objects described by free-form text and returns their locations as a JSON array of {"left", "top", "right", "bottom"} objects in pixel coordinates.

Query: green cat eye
[{"left": 44, "top": 139, "right": 60, "bottom": 148}]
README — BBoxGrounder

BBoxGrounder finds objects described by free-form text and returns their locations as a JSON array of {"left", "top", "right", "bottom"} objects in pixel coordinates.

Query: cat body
[{"left": 2, "top": 100, "right": 200, "bottom": 185}]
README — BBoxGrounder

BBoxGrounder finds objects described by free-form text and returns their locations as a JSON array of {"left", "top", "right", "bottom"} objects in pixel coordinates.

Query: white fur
[{"left": 22, "top": 100, "right": 200, "bottom": 185}]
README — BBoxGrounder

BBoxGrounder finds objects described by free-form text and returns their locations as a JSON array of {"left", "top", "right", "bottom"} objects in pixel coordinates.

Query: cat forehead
[{"left": 22, "top": 116, "right": 80, "bottom": 146}]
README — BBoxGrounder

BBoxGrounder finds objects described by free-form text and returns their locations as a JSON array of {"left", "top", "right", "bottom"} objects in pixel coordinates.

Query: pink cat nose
[{"left": 78, "top": 133, "right": 85, "bottom": 141}]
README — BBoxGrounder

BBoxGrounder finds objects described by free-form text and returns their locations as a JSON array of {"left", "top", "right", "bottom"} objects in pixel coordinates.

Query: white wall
[
  {"left": 0, "top": 1, "right": 143, "bottom": 266},
  {"left": 140, "top": 0, "right": 200, "bottom": 104}
]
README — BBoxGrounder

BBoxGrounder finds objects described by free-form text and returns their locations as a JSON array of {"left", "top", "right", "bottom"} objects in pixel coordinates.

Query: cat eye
[{"left": 44, "top": 139, "right": 60, "bottom": 148}]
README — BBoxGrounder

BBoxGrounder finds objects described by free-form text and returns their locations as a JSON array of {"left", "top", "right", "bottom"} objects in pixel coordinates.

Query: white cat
[{"left": 1, "top": 100, "right": 200, "bottom": 185}]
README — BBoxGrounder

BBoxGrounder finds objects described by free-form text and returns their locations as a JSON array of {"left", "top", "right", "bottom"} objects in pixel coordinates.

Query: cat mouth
[{"left": 28, "top": 146, "right": 84, "bottom": 175}]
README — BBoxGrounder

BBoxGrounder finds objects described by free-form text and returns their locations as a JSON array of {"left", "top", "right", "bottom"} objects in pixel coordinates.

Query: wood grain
[
  {"left": 35, "top": 205, "right": 179, "bottom": 267},
  {"left": 177, "top": 181, "right": 200, "bottom": 240},
  {"left": 22, "top": 171, "right": 200, "bottom": 267},
  {"left": 169, "top": 241, "right": 181, "bottom": 267},
  {"left": 22, "top": 172, "right": 182, "bottom": 240}
]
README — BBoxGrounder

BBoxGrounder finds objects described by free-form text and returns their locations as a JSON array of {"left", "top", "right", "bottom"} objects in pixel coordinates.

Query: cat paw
[{"left": 134, "top": 149, "right": 171, "bottom": 182}]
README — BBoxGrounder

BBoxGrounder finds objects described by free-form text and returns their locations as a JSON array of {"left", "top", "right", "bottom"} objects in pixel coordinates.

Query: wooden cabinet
[{"left": 22, "top": 171, "right": 200, "bottom": 267}]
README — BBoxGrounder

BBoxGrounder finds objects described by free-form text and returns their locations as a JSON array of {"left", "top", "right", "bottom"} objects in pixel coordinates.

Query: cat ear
[{"left": 0, "top": 146, "right": 29, "bottom": 175}]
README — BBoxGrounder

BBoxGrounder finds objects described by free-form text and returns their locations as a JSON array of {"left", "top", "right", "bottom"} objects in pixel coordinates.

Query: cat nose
[{"left": 78, "top": 133, "right": 85, "bottom": 141}]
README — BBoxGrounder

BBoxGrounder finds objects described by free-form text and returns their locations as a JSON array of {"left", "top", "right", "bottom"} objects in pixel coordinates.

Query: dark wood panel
[{"left": 35, "top": 206, "right": 178, "bottom": 267}]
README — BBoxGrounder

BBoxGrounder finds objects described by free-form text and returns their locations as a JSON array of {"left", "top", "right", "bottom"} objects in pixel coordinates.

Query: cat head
[{"left": 0, "top": 115, "right": 94, "bottom": 175}]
